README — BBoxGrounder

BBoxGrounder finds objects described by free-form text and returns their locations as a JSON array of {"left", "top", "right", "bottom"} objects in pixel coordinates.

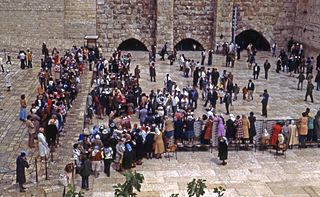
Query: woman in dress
[
  {"left": 154, "top": 128, "right": 165, "bottom": 159},
  {"left": 234, "top": 115, "right": 244, "bottom": 143},
  {"left": 184, "top": 116, "right": 195, "bottom": 144},
  {"left": 37, "top": 128, "right": 49, "bottom": 162},
  {"left": 242, "top": 114, "right": 250, "bottom": 141}
]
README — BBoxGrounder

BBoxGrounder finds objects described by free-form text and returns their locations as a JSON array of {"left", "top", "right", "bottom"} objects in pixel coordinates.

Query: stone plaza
[
  {"left": 0, "top": 0, "right": 320, "bottom": 196},
  {"left": 0, "top": 50, "right": 320, "bottom": 196}
]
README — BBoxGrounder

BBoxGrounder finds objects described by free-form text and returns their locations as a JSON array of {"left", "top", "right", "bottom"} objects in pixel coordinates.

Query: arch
[
  {"left": 235, "top": 29, "right": 271, "bottom": 51},
  {"left": 175, "top": 38, "right": 204, "bottom": 51},
  {"left": 117, "top": 38, "right": 148, "bottom": 51}
]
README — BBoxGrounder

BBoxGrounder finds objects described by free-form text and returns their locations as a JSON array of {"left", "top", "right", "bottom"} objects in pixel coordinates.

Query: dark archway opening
[
  {"left": 175, "top": 38, "right": 204, "bottom": 51},
  {"left": 117, "top": 38, "right": 148, "bottom": 51},
  {"left": 235, "top": 29, "right": 270, "bottom": 51}
]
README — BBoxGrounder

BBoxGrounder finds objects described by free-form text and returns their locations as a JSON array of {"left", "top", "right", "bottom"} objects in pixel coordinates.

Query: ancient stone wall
[
  {"left": 293, "top": 0, "right": 320, "bottom": 56},
  {"left": 0, "top": 0, "right": 95, "bottom": 53},
  {"left": 235, "top": 0, "right": 297, "bottom": 49},
  {"left": 64, "top": 0, "right": 97, "bottom": 40},
  {"left": 96, "top": 0, "right": 157, "bottom": 52},
  {"left": 0, "top": 0, "right": 319, "bottom": 54},
  {"left": 173, "top": 0, "right": 215, "bottom": 50}
]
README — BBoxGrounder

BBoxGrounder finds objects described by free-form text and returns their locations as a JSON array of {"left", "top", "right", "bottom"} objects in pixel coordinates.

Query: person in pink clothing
[{"left": 217, "top": 115, "right": 225, "bottom": 137}]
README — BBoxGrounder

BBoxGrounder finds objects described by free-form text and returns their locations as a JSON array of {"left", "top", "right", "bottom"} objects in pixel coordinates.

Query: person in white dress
[{"left": 37, "top": 127, "right": 49, "bottom": 162}]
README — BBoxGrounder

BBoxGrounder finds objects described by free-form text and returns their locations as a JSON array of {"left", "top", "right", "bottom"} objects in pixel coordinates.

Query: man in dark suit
[
  {"left": 253, "top": 63, "right": 260, "bottom": 80},
  {"left": 149, "top": 62, "right": 156, "bottom": 82},
  {"left": 260, "top": 89, "right": 269, "bottom": 117},
  {"left": 247, "top": 80, "right": 255, "bottom": 101},
  {"left": 264, "top": 60, "right": 271, "bottom": 80}
]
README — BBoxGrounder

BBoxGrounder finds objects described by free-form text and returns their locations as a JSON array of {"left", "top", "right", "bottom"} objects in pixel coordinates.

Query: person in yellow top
[{"left": 26, "top": 49, "right": 33, "bottom": 68}]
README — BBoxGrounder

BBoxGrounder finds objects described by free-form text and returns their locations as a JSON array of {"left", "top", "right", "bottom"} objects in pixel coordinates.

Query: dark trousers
[
  {"left": 265, "top": 70, "right": 268, "bottom": 79},
  {"left": 298, "top": 81, "right": 303, "bottom": 90},
  {"left": 190, "top": 99, "right": 197, "bottom": 109},
  {"left": 150, "top": 76, "right": 156, "bottom": 82},
  {"left": 299, "top": 135, "right": 307, "bottom": 147},
  {"left": 103, "top": 159, "right": 112, "bottom": 177},
  {"left": 0, "top": 64, "right": 4, "bottom": 73},
  {"left": 305, "top": 92, "right": 314, "bottom": 102},
  {"left": 253, "top": 73, "right": 259, "bottom": 80},
  {"left": 81, "top": 176, "right": 89, "bottom": 189},
  {"left": 225, "top": 103, "right": 230, "bottom": 114},
  {"left": 262, "top": 103, "right": 267, "bottom": 117},
  {"left": 307, "top": 129, "right": 314, "bottom": 141},
  {"left": 27, "top": 61, "right": 32, "bottom": 68}
]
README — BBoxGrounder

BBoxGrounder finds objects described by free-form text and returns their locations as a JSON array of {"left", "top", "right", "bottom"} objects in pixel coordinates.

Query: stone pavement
[
  {"left": 83, "top": 51, "right": 320, "bottom": 197},
  {"left": 1, "top": 51, "right": 320, "bottom": 196}
]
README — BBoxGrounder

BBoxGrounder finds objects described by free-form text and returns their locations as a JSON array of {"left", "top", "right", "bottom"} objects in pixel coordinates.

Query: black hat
[{"left": 20, "top": 151, "right": 26, "bottom": 157}]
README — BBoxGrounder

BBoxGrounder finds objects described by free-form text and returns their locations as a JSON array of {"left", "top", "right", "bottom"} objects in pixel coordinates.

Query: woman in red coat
[
  {"left": 271, "top": 122, "right": 282, "bottom": 146},
  {"left": 204, "top": 116, "right": 213, "bottom": 144}
]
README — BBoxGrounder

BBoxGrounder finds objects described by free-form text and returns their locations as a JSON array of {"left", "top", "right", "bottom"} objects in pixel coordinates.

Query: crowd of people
[
  {"left": 13, "top": 37, "right": 320, "bottom": 193},
  {"left": 17, "top": 44, "right": 87, "bottom": 192}
]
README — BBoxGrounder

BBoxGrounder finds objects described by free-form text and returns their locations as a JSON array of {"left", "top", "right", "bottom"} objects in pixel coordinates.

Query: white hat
[{"left": 31, "top": 108, "right": 37, "bottom": 114}]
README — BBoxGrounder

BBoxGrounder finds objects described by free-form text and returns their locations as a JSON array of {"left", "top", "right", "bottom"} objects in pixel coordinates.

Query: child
[
  {"left": 242, "top": 86, "right": 248, "bottom": 100},
  {"left": 218, "top": 88, "right": 225, "bottom": 104}
]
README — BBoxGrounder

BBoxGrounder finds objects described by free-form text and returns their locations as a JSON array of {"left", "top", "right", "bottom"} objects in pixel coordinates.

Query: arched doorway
[
  {"left": 117, "top": 38, "right": 148, "bottom": 51},
  {"left": 235, "top": 29, "right": 270, "bottom": 51},
  {"left": 175, "top": 38, "right": 204, "bottom": 51}
]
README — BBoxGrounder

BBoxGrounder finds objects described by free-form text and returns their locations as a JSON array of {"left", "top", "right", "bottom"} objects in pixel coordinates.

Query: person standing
[
  {"left": 271, "top": 43, "right": 277, "bottom": 57},
  {"left": 248, "top": 112, "right": 256, "bottom": 142},
  {"left": 18, "top": 50, "right": 26, "bottom": 69},
  {"left": 260, "top": 89, "right": 269, "bottom": 117},
  {"left": 223, "top": 92, "right": 232, "bottom": 115},
  {"left": 26, "top": 49, "right": 33, "bottom": 68},
  {"left": 79, "top": 155, "right": 92, "bottom": 191},
  {"left": 149, "top": 62, "right": 156, "bottom": 82},
  {"left": 37, "top": 127, "right": 49, "bottom": 162},
  {"left": 315, "top": 70, "right": 320, "bottom": 91},
  {"left": 298, "top": 112, "right": 308, "bottom": 148},
  {"left": 253, "top": 63, "right": 260, "bottom": 80},
  {"left": 19, "top": 94, "right": 27, "bottom": 121},
  {"left": 102, "top": 146, "right": 113, "bottom": 177},
  {"left": 4, "top": 69, "right": 11, "bottom": 91},
  {"left": 218, "top": 136, "right": 228, "bottom": 165},
  {"left": 264, "top": 60, "right": 271, "bottom": 80},
  {"left": 208, "top": 50, "right": 213, "bottom": 66},
  {"left": 297, "top": 72, "right": 305, "bottom": 90},
  {"left": 247, "top": 80, "right": 255, "bottom": 101},
  {"left": 201, "top": 50, "right": 206, "bottom": 65},
  {"left": 305, "top": 80, "right": 314, "bottom": 102},
  {"left": 16, "top": 152, "right": 29, "bottom": 192},
  {"left": 26, "top": 115, "right": 35, "bottom": 148}
]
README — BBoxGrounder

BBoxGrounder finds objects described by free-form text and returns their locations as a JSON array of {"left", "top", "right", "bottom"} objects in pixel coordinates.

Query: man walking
[
  {"left": 16, "top": 152, "right": 29, "bottom": 192},
  {"left": 260, "top": 89, "right": 269, "bottom": 117},
  {"left": 247, "top": 80, "right": 255, "bottom": 101},
  {"left": 264, "top": 60, "right": 271, "bottom": 80},
  {"left": 253, "top": 63, "right": 260, "bottom": 80},
  {"left": 305, "top": 80, "right": 314, "bottom": 103}
]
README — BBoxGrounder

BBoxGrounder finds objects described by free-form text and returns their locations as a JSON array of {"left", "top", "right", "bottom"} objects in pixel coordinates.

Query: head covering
[{"left": 20, "top": 151, "right": 26, "bottom": 157}]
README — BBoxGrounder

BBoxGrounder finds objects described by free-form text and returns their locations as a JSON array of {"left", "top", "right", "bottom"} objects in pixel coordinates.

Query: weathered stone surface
[{"left": 0, "top": 1, "right": 319, "bottom": 54}]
